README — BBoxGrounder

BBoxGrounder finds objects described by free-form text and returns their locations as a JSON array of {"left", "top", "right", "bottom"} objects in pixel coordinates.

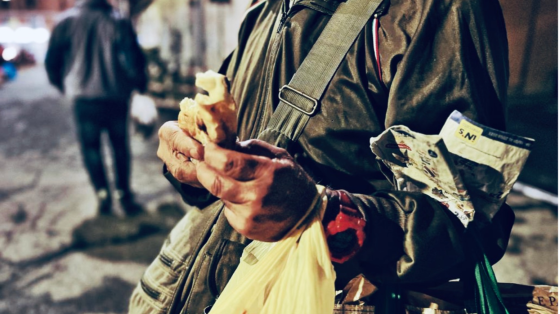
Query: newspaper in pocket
[
  {"left": 370, "top": 110, "right": 534, "bottom": 227},
  {"left": 439, "top": 110, "right": 534, "bottom": 221}
]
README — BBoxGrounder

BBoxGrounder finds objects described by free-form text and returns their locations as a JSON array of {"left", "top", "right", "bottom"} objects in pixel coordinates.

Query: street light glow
[
  {"left": 0, "top": 27, "right": 50, "bottom": 44},
  {"left": 33, "top": 28, "right": 50, "bottom": 44},
  {"left": 2, "top": 46, "right": 19, "bottom": 61},
  {"left": 0, "top": 26, "right": 14, "bottom": 44},
  {"left": 14, "top": 27, "right": 34, "bottom": 44}
]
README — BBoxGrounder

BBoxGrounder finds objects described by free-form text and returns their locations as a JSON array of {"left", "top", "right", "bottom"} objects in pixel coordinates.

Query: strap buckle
[{"left": 278, "top": 85, "right": 318, "bottom": 116}]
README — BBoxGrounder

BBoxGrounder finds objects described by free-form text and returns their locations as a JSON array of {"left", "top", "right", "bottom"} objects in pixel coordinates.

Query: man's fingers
[
  {"left": 204, "top": 142, "right": 271, "bottom": 181},
  {"left": 172, "top": 161, "right": 200, "bottom": 185},
  {"left": 196, "top": 161, "right": 257, "bottom": 203},
  {"left": 173, "top": 151, "right": 189, "bottom": 163},
  {"left": 158, "top": 121, "right": 204, "bottom": 160}
]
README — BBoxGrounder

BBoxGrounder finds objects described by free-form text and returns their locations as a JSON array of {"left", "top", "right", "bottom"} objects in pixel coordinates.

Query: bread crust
[{"left": 177, "top": 71, "right": 237, "bottom": 148}]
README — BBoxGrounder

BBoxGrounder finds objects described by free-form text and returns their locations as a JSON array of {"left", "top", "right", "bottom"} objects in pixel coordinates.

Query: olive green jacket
[{"left": 129, "top": 0, "right": 514, "bottom": 311}]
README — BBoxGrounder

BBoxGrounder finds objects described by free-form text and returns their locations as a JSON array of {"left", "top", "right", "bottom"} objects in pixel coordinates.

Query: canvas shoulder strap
[{"left": 258, "top": 0, "right": 383, "bottom": 148}]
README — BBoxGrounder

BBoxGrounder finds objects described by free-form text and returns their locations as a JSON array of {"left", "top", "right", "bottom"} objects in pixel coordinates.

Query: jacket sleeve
[
  {"left": 344, "top": 192, "right": 514, "bottom": 285},
  {"left": 163, "top": 165, "right": 217, "bottom": 208},
  {"left": 45, "top": 20, "right": 71, "bottom": 92},
  {"left": 117, "top": 18, "right": 148, "bottom": 93},
  {"left": 334, "top": 0, "right": 513, "bottom": 286},
  {"left": 378, "top": 0, "right": 509, "bottom": 133}
]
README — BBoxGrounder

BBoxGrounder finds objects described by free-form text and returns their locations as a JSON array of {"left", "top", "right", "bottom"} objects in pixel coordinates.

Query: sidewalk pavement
[{"left": 0, "top": 66, "right": 556, "bottom": 313}]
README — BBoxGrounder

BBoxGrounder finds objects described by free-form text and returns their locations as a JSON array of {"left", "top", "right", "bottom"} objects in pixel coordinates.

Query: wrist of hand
[{"left": 323, "top": 189, "right": 366, "bottom": 264}]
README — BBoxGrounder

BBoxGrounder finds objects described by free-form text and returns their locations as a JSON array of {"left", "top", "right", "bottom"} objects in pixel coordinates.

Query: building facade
[{"left": 0, "top": 0, "right": 75, "bottom": 11}]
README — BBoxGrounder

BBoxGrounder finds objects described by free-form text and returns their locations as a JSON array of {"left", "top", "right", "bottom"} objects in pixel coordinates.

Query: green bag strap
[
  {"left": 463, "top": 228, "right": 510, "bottom": 314},
  {"left": 258, "top": 0, "right": 383, "bottom": 147}
]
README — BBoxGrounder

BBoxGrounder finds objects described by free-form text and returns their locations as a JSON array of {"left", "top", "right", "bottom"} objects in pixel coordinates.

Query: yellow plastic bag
[{"left": 210, "top": 185, "right": 336, "bottom": 314}]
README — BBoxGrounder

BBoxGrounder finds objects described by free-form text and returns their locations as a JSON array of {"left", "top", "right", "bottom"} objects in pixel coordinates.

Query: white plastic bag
[
  {"left": 131, "top": 93, "right": 158, "bottom": 125},
  {"left": 130, "top": 93, "right": 158, "bottom": 138},
  {"left": 210, "top": 185, "right": 336, "bottom": 314}
]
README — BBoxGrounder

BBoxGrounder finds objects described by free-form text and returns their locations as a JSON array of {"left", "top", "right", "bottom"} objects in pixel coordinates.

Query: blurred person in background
[{"left": 45, "top": 0, "right": 148, "bottom": 216}]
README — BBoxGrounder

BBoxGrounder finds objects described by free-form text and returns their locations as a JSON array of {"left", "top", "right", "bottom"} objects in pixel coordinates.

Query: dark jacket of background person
[
  {"left": 45, "top": 0, "right": 147, "bottom": 100},
  {"left": 44, "top": 0, "right": 148, "bottom": 216},
  {"left": 129, "top": 0, "right": 514, "bottom": 311}
]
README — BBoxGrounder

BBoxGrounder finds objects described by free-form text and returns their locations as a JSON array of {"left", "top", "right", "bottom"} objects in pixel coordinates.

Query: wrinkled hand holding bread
[{"left": 177, "top": 71, "right": 237, "bottom": 149}]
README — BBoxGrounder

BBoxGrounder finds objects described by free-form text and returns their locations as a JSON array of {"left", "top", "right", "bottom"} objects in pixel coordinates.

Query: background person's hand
[
  {"left": 196, "top": 139, "right": 318, "bottom": 242},
  {"left": 157, "top": 121, "right": 205, "bottom": 188}
]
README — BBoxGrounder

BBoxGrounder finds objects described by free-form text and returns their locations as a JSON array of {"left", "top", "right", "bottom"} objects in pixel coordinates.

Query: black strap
[{"left": 259, "top": 0, "right": 383, "bottom": 146}]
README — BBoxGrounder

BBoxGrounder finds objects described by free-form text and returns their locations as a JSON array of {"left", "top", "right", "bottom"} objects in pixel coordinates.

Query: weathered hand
[
  {"left": 157, "top": 121, "right": 205, "bottom": 188},
  {"left": 196, "top": 140, "right": 318, "bottom": 242}
]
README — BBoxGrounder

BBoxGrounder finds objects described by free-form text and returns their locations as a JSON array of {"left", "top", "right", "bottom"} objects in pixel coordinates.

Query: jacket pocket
[
  {"left": 140, "top": 277, "right": 162, "bottom": 300},
  {"left": 128, "top": 279, "right": 167, "bottom": 314},
  {"left": 131, "top": 248, "right": 182, "bottom": 312},
  {"left": 207, "top": 239, "right": 247, "bottom": 298}
]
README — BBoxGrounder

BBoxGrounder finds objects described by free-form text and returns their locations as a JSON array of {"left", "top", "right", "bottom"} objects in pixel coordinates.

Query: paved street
[
  {"left": 0, "top": 66, "right": 557, "bottom": 313},
  {"left": 0, "top": 66, "right": 183, "bottom": 314}
]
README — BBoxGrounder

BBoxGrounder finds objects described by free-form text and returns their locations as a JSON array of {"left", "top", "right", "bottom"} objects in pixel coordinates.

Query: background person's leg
[
  {"left": 74, "top": 98, "right": 111, "bottom": 215},
  {"left": 105, "top": 99, "right": 142, "bottom": 215},
  {"left": 106, "top": 100, "right": 131, "bottom": 195}
]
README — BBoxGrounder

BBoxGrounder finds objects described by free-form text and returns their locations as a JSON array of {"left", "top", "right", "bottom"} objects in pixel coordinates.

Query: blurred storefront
[
  {"left": 0, "top": 0, "right": 248, "bottom": 107},
  {"left": 0, "top": 0, "right": 75, "bottom": 83},
  {"left": 131, "top": 0, "right": 249, "bottom": 109},
  {"left": 0, "top": 0, "right": 555, "bottom": 103},
  {"left": 0, "top": 1, "right": 81, "bottom": 82}
]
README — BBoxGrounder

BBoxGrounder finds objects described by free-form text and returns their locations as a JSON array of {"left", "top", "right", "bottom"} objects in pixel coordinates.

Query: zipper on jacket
[
  {"left": 207, "top": 239, "right": 229, "bottom": 298},
  {"left": 168, "top": 204, "right": 224, "bottom": 314},
  {"left": 277, "top": 12, "right": 288, "bottom": 33},
  {"left": 373, "top": 13, "right": 382, "bottom": 82},
  {"left": 167, "top": 265, "right": 189, "bottom": 314},
  {"left": 250, "top": 1, "right": 292, "bottom": 139},
  {"left": 277, "top": 0, "right": 290, "bottom": 32}
]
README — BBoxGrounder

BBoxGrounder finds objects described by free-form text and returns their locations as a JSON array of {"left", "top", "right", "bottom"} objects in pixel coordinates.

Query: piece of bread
[{"left": 177, "top": 71, "right": 237, "bottom": 148}]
